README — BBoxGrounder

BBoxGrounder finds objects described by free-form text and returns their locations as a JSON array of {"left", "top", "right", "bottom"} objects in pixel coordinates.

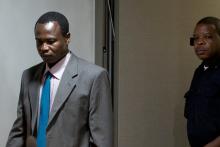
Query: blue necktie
[{"left": 37, "top": 72, "right": 52, "bottom": 147}]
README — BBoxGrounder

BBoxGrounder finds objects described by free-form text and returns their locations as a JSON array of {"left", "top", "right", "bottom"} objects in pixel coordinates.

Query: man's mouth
[{"left": 195, "top": 48, "right": 208, "bottom": 55}]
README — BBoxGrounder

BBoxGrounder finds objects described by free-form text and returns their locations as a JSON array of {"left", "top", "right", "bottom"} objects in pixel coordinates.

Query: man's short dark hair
[
  {"left": 35, "top": 11, "right": 69, "bottom": 36},
  {"left": 197, "top": 16, "right": 220, "bottom": 36}
]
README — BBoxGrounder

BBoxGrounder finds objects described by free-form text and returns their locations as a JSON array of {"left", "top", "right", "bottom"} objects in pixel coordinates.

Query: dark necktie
[{"left": 37, "top": 72, "right": 52, "bottom": 147}]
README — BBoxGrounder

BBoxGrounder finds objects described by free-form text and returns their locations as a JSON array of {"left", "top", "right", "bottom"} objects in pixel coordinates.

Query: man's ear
[{"left": 65, "top": 32, "right": 71, "bottom": 44}]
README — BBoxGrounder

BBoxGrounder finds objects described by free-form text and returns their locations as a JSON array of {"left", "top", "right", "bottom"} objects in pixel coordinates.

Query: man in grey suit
[{"left": 6, "top": 11, "right": 113, "bottom": 147}]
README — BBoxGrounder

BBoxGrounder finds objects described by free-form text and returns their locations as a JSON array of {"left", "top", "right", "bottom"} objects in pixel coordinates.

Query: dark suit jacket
[{"left": 6, "top": 53, "right": 113, "bottom": 147}]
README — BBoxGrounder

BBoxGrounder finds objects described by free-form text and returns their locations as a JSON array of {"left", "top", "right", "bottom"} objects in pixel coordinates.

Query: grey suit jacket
[{"left": 6, "top": 53, "right": 113, "bottom": 147}]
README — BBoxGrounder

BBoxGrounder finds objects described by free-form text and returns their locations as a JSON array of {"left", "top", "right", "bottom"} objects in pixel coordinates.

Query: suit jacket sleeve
[
  {"left": 6, "top": 72, "right": 27, "bottom": 147},
  {"left": 89, "top": 69, "right": 113, "bottom": 147}
]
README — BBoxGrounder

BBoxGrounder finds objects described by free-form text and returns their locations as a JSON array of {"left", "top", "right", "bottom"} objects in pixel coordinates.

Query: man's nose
[
  {"left": 195, "top": 37, "right": 206, "bottom": 45},
  {"left": 40, "top": 43, "right": 49, "bottom": 51}
]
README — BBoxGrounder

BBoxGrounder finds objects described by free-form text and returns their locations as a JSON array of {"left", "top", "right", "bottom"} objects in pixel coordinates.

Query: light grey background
[{"left": 0, "top": 0, "right": 95, "bottom": 146}]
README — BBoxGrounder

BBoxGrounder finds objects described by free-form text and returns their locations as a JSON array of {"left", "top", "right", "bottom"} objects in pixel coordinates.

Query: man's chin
[
  {"left": 42, "top": 58, "right": 54, "bottom": 65},
  {"left": 43, "top": 59, "right": 60, "bottom": 68},
  {"left": 197, "top": 54, "right": 209, "bottom": 60}
]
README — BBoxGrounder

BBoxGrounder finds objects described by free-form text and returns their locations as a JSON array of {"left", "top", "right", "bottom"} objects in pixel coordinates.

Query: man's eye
[
  {"left": 204, "top": 35, "right": 213, "bottom": 39},
  {"left": 192, "top": 35, "right": 213, "bottom": 41},
  {"left": 47, "top": 40, "right": 56, "bottom": 44}
]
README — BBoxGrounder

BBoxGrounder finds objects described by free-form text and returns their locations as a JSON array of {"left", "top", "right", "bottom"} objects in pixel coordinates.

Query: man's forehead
[
  {"left": 194, "top": 24, "right": 217, "bottom": 34},
  {"left": 35, "top": 21, "right": 62, "bottom": 34},
  {"left": 44, "top": 22, "right": 55, "bottom": 30}
]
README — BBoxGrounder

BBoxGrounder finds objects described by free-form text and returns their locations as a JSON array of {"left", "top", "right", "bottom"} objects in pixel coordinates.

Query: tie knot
[{"left": 45, "top": 71, "right": 53, "bottom": 79}]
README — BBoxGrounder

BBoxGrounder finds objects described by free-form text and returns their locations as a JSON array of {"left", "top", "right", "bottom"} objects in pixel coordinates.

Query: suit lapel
[
  {"left": 47, "top": 54, "right": 78, "bottom": 127},
  {"left": 28, "top": 63, "right": 45, "bottom": 134}
]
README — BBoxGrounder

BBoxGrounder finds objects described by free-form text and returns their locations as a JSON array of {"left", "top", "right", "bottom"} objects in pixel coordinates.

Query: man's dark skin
[
  {"left": 193, "top": 23, "right": 220, "bottom": 62},
  {"left": 35, "top": 21, "right": 70, "bottom": 68}
]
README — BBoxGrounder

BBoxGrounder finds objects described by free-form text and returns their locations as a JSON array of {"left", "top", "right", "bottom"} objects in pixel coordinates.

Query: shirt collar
[{"left": 44, "top": 52, "right": 71, "bottom": 80}]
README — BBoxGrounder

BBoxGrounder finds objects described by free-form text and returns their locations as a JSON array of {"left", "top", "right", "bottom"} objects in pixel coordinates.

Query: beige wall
[{"left": 116, "top": 0, "right": 220, "bottom": 147}]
